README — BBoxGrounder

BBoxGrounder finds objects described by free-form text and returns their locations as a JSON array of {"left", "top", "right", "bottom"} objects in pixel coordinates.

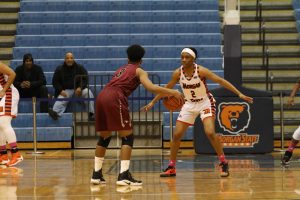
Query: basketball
[{"left": 163, "top": 96, "right": 184, "bottom": 111}]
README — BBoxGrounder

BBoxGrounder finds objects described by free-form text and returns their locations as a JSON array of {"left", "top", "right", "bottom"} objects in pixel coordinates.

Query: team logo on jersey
[
  {"left": 217, "top": 102, "right": 259, "bottom": 148},
  {"left": 182, "top": 82, "right": 201, "bottom": 89}
]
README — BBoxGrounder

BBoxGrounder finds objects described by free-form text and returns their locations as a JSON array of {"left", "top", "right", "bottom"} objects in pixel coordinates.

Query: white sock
[
  {"left": 120, "top": 160, "right": 130, "bottom": 173},
  {"left": 95, "top": 157, "right": 104, "bottom": 171}
]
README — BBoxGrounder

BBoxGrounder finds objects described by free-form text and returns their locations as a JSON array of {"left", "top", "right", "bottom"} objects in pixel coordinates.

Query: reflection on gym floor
[{"left": 1, "top": 149, "right": 300, "bottom": 199}]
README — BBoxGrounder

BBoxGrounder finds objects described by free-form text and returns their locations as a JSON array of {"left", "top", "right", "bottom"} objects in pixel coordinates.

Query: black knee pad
[
  {"left": 97, "top": 136, "right": 111, "bottom": 148},
  {"left": 121, "top": 134, "right": 134, "bottom": 147}
]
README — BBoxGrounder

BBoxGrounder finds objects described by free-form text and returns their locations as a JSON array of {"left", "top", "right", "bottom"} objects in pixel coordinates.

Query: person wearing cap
[
  {"left": 142, "top": 47, "right": 253, "bottom": 178},
  {"left": 14, "top": 53, "right": 49, "bottom": 113}
]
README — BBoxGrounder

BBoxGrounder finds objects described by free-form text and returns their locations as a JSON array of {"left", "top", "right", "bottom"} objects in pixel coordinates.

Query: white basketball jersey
[
  {"left": 0, "top": 73, "right": 19, "bottom": 117},
  {"left": 179, "top": 64, "right": 211, "bottom": 103}
]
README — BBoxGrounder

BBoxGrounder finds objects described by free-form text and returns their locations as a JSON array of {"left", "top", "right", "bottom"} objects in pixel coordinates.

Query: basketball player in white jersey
[
  {"left": 0, "top": 62, "right": 23, "bottom": 167},
  {"left": 142, "top": 47, "right": 253, "bottom": 177},
  {"left": 281, "top": 78, "right": 300, "bottom": 165}
]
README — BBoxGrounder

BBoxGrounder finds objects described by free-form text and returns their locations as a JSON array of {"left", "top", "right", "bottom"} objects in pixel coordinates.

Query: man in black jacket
[
  {"left": 48, "top": 52, "right": 94, "bottom": 120},
  {"left": 14, "top": 53, "right": 49, "bottom": 113}
]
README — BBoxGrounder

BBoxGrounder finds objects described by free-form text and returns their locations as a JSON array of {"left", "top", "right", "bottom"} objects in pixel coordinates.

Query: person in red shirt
[{"left": 91, "top": 44, "right": 183, "bottom": 186}]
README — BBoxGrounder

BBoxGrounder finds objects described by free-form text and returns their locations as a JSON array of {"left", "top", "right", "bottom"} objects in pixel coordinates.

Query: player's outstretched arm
[
  {"left": 0, "top": 62, "right": 16, "bottom": 97},
  {"left": 199, "top": 66, "right": 253, "bottom": 104},
  {"left": 137, "top": 68, "right": 183, "bottom": 111},
  {"left": 287, "top": 79, "right": 300, "bottom": 106}
]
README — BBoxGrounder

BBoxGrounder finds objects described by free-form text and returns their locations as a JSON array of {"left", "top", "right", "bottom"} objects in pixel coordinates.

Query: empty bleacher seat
[
  {"left": 19, "top": 10, "right": 219, "bottom": 23},
  {"left": 13, "top": 113, "right": 73, "bottom": 127},
  {"left": 11, "top": 57, "right": 223, "bottom": 71},
  {"left": 295, "top": 9, "right": 300, "bottom": 19},
  {"left": 17, "top": 23, "right": 41, "bottom": 35},
  {"left": 15, "top": 127, "right": 73, "bottom": 142},
  {"left": 163, "top": 126, "right": 194, "bottom": 140},
  {"left": 293, "top": 1, "right": 300, "bottom": 9},
  {"left": 13, "top": 113, "right": 73, "bottom": 142},
  {"left": 15, "top": 34, "right": 222, "bottom": 47},
  {"left": 21, "top": 0, "right": 218, "bottom": 12},
  {"left": 13, "top": 46, "right": 221, "bottom": 60},
  {"left": 162, "top": 111, "right": 194, "bottom": 140},
  {"left": 17, "top": 22, "right": 221, "bottom": 35}
]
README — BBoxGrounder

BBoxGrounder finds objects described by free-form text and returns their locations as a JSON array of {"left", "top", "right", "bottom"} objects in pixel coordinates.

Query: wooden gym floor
[{"left": 1, "top": 148, "right": 300, "bottom": 200}]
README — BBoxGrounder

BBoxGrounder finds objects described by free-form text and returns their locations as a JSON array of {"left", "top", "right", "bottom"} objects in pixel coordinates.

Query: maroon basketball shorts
[{"left": 95, "top": 89, "right": 132, "bottom": 131}]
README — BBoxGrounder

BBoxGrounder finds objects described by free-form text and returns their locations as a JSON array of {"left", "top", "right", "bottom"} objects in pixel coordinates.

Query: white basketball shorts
[{"left": 177, "top": 96, "right": 216, "bottom": 125}]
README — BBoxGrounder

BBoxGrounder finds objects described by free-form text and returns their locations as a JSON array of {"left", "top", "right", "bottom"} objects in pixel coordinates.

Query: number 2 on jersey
[{"left": 190, "top": 90, "right": 196, "bottom": 98}]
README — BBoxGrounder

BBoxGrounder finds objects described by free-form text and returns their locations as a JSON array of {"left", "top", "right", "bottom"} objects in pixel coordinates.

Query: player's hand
[
  {"left": 239, "top": 94, "right": 253, "bottom": 104},
  {"left": 20, "top": 81, "right": 27, "bottom": 88},
  {"left": 0, "top": 90, "right": 5, "bottom": 98},
  {"left": 140, "top": 102, "right": 154, "bottom": 112},
  {"left": 75, "top": 87, "right": 82, "bottom": 97},
  {"left": 287, "top": 97, "right": 295, "bottom": 107},
  {"left": 24, "top": 81, "right": 31, "bottom": 88},
  {"left": 60, "top": 90, "right": 68, "bottom": 97},
  {"left": 171, "top": 90, "right": 185, "bottom": 105}
]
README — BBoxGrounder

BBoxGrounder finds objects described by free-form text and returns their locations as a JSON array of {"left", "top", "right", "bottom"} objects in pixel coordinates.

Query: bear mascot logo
[{"left": 218, "top": 102, "right": 250, "bottom": 134}]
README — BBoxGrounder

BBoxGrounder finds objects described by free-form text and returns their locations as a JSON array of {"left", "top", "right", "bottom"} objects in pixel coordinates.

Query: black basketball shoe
[
  {"left": 90, "top": 169, "right": 106, "bottom": 185},
  {"left": 116, "top": 170, "right": 142, "bottom": 186},
  {"left": 282, "top": 151, "right": 293, "bottom": 166},
  {"left": 219, "top": 162, "right": 230, "bottom": 177}
]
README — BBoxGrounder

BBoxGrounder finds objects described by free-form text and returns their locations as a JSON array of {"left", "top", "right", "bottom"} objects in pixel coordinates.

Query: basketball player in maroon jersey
[
  {"left": 142, "top": 47, "right": 253, "bottom": 177},
  {"left": 91, "top": 45, "right": 183, "bottom": 186}
]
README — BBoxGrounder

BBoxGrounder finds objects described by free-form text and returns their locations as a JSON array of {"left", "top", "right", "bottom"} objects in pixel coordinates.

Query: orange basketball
[{"left": 163, "top": 96, "right": 184, "bottom": 111}]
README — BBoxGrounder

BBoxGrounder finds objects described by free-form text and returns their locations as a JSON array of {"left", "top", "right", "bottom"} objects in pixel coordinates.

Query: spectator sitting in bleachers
[
  {"left": 14, "top": 53, "right": 49, "bottom": 113},
  {"left": 48, "top": 52, "right": 94, "bottom": 120}
]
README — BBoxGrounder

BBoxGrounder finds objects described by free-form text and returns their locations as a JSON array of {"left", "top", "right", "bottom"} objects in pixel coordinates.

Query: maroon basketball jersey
[{"left": 105, "top": 64, "right": 141, "bottom": 97}]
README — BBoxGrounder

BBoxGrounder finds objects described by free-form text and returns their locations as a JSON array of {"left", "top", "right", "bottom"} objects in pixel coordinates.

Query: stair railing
[
  {"left": 265, "top": 47, "right": 270, "bottom": 90},
  {"left": 257, "top": 1, "right": 264, "bottom": 43},
  {"left": 259, "top": 21, "right": 270, "bottom": 91},
  {"left": 271, "top": 91, "right": 286, "bottom": 152},
  {"left": 255, "top": 0, "right": 262, "bottom": 20},
  {"left": 26, "top": 97, "right": 44, "bottom": 155}
]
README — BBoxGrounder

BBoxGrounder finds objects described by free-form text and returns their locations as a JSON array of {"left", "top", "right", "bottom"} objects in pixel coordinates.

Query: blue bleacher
[
  {"left": 15, "top": 127, "right": 73, "bottom": 142},
  {"left": 163, "top": 126, "right": 194, "bottom": 140},
  {"left": 163, "top": 111, "right": 196, "bottom": 140},
  {"left": 17, "top": 22, "right": 220, "bottom": 35},
  {"left": 40, "top": 70, "right": 224, "bottom": 86},
  {"left": 12, "top": 113, "right": 73, "bottom": 142},
  {"left": 10, "top": 58, "right": 223, "bottom": 71},
  {"left": 294, "top": 9, "right": 300, "bottom": 20},
  {"left": 293, "top": 0, "right": 300, "bottom": 33},
  {"left": 293, "top": 0, "right": 300, "bottom": 9},
  {"left": 162, "top": 111, "right": 194, "bottom": 140},
  {"left": 18, "top": 11, "right": 219, "bottom": 23},
  {"left": 13, "top": 0, "right": 222, "bottom": 142},
  {"left": 20, "top": 0, "right": 218, "bottom": 12},
  {"left": 12, "top": 46, "right": 222, "bottom": 60},
  {"left": 13, "top": 113, "right": 72, "bottom": 127},
  {"left": 292, "top": 2, "right": 300, "bottom": 42}
]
